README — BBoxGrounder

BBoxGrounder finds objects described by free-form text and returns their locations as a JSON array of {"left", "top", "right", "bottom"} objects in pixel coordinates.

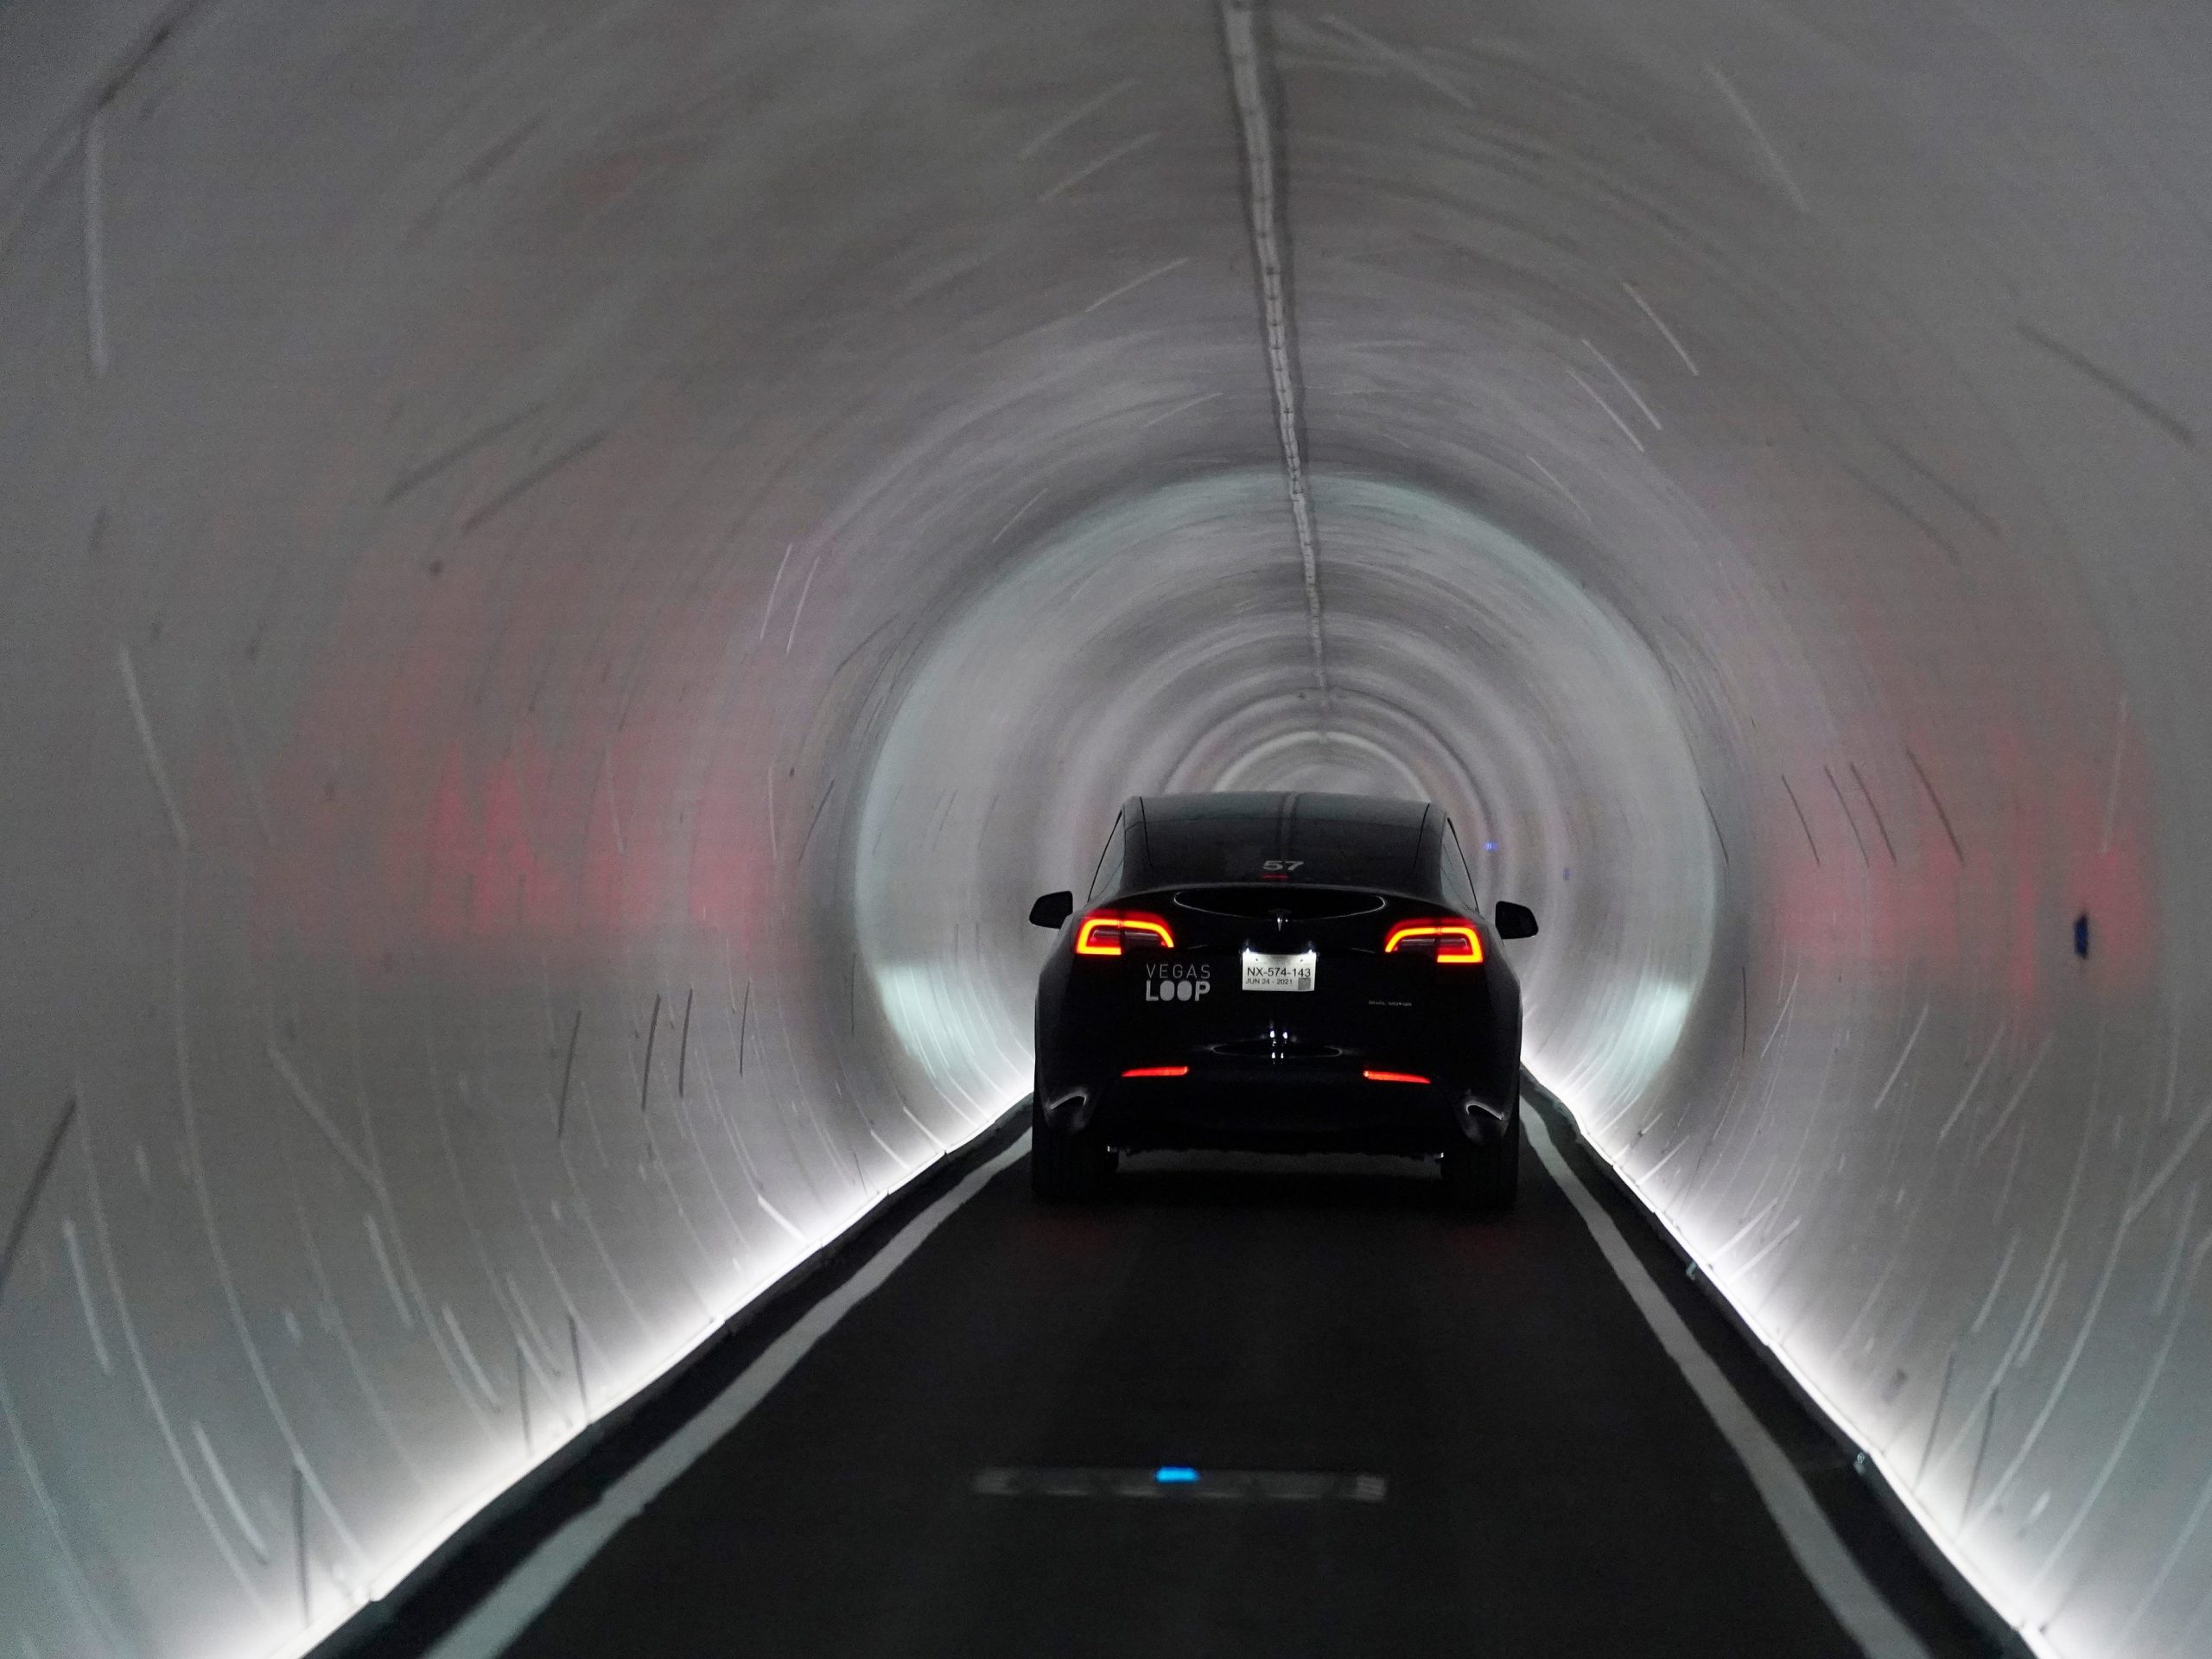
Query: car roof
[
  {"left": 1133, "top": 791, "right": 1431, "bottom": 830},
  {"left": 1122, "top": 791, "right": 1440, "bottom": 895}
]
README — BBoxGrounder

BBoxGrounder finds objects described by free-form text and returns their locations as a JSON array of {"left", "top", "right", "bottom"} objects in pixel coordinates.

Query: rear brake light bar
[
  {"left": 1076, "top": 909, "right": 1175, "bottom": 956},
  {"left": 1122, "top": 1065, "right": 1189, "bottom": 1078},
  {"left": 1382, "top": 918, "right": 1484, "bottom": 964},
  {"left": 1363, "top": 1069, "right": 1431, "bottom": 1084}
]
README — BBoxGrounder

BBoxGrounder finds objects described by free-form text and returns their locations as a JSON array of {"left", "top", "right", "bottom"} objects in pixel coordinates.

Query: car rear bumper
[{"left": 1045, "top": 1065, "right": 1513, "bottom": 1155}]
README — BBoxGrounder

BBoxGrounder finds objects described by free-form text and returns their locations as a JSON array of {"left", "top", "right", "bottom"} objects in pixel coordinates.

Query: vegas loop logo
[{"left": 1144, "top": 963, "right": 1212, "bottom": 1001}]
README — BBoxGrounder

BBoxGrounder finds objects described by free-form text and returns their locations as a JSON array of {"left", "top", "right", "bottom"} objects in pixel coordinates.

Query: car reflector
[
  {"left": 1362, "top": 1069, "right": 1430, "bottom": 1084},
  {"left": 1122, "top": 1065, "right": 1189, "bottom": 1078}
]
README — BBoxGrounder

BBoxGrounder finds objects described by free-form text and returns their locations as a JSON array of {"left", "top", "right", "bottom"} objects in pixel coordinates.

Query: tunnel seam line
[{"left": 1221, "top": 0, "right": 1332, "bottom": 719}]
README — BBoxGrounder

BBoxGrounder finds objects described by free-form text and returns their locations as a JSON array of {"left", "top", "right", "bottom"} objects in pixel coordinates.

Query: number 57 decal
[{"left": 1260, "top": 859, "right": 1302, "bottom": 873}]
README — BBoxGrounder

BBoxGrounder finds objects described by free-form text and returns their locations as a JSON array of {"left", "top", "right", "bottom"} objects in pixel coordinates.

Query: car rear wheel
[
  {"left": 1441, "top": 1107, "right": 1519, "bottom": 1215},
  {"left": 1030, "top": 1093, "right": 1116, "bottom": 1202}
]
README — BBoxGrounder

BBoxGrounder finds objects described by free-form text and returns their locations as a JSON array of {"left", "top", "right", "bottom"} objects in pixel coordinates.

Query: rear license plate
[{"left": 1242, "top": 949, "right": 1318, "bottom": 992}]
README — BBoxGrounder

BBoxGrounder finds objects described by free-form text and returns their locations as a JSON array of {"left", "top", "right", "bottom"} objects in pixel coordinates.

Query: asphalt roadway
[{"left": 389, "top": 1096, "right": 1999, "bottom": 1659}]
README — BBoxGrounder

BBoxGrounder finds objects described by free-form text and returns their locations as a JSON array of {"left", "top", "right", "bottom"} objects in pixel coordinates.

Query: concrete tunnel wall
[{"left": 2, "top": 1, "right": 2209, "bottom": 1655}]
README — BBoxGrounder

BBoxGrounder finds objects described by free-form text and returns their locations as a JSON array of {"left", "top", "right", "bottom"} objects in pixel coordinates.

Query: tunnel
[{"left": 3, "top": 0, "right": 2210, "bottom": 1655}]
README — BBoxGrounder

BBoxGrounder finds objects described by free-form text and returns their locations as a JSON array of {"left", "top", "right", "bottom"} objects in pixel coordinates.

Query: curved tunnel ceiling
[{"left": 3, "top": 2, "right": 2210, "bottom": 1656}]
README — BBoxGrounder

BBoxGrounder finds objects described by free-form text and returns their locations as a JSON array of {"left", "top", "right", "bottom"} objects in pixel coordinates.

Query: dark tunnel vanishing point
[{"left": 4, "top": 2, "right": 2212, "bottom": 1656}]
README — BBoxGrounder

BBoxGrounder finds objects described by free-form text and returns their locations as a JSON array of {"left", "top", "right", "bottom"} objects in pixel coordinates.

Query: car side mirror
[
  {"left": 1493, "top": 901, "right": 1538, "bottom": 940},
  {"left": 1028, "top": 891, "right": 1075, "bottom": 929}
]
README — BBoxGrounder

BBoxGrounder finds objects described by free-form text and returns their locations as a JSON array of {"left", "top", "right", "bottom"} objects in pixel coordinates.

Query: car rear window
[
  {"left": 1171, "top": 887, "right": 1389, "bottom": 919},
  {"left": 1139, "top": 810, "right": 1426, "bottom": 891}
]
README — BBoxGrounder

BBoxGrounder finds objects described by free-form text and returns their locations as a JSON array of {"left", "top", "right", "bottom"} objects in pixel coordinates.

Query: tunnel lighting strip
[
  {"left": 242, "top": 1135, "right": 1032, "bottom": 1659},
  {"left": 1526, "top": 1076, "right": 2072, "bottom": 1659},
  {"left": 1518, "top": 1103, "right": 1930, "bottom": 1658},
  {"left": 1220, "top": 0, "right": 1332, "bottom": 717}
]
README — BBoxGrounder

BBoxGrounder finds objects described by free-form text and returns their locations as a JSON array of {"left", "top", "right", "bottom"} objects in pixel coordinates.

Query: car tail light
[
  {"left": 1363, "top": 1069, "right": 1431, "bottom": 1084},
  {"left": 1075, "top": 909, "right": 1175, "bottom": 956},
  {"left": 1382, "top": 918, "right": 1484, "bottom": 964},
  {"left": 1122, "top": 1065, "right": 1189, "bottom": 1078}
]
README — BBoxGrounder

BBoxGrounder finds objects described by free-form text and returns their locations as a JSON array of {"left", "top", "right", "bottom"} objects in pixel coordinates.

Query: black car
[{"left": 1027, "top": 791, "right": 1538, "bottom": 1211}]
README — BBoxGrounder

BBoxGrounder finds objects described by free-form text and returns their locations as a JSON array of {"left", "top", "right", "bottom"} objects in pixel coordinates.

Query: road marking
[
  {"left": 426, "top": 1135, "right": 1029, "bottom": 1659},
  {"left": 1523, "top": 1107, "right": 1929, "bottom": 1659},
  {"left": 974, "top": 1466, "right": 1385, "bottom": 1502}
]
